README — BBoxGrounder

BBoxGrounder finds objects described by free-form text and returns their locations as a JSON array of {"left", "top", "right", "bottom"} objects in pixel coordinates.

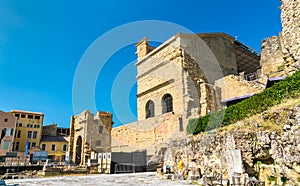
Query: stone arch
[
  {"left": 145, "top": 100, "right": 155, "bottom": 118},
  {"left": 75, "top": 136, "right": 82, "bottom": 165},
  {"left": 162, "top": 94, "right": 173, "bottom": 114}
]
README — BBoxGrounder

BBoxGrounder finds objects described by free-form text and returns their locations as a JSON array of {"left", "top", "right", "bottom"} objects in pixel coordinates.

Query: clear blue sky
[{"left": 0, "top": 0, "right": 282, "bottom": 128}]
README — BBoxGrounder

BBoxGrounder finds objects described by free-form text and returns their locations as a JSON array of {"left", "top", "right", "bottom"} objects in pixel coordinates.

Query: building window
[
  {"left": 41, "top": 144, "right": 46, "bottom": 151},
  {"left": 34, "top": 125, "right": 40, "bottom": 128},
  {"left": 27, "top": 142, "right": 31, "bottom": 149},
  {"left": 33, "top": 131, "right": 37, "bottom": 139},
  {"left": 2, "top": 140, "right": 10, "bottom": 150},
  {"left": 4, "top": 118, "right": 8, "bottom": 122},
  {"left": 17, "top": 130, "right": 21, "bottom": 138},
  {"left": 4, "top": 128, "right": 11, "bottom": 136},
  {"left": 99, "top": 126, "right": 103, "bottom": 134},
  {"left": 62, "top": 144, "right": 67, "bottom": 151},
  {"left": 15, "top": 114, "right": 20, "bottom": 117},
  {"left": 28, "top": 115, "right": 33, "bottom": 119},
  {"left": 15, "top": 142, "right": 20, "bottom": 151},
  {"left": 27, "top": 131, "right": 32, "bottom": 138},
  {"left": 31, "top": 142, "right": 36, "bottom": 147},
  {"left": 21, "top": 114, "right": 26, "bottom": 118},
  {"left": 34, "top": 115, "right": 40, "bottom": 120},
  {"left": 145, "top": 100, "right": 155, "bottom": 118},
  {"left": 4, "top": 129, "right": 8, "bottom": 136},
  {"left": 51, "top": 144, "right": 56, "bottom": 151},
  {"left": 162, "top": 94, "right": 173, "bottom": 113},
  {"left": 18, "top": 123, "right": 22, "bottom": 127},
  {"left": 96, "top": 140, "right": 101, "bottom": 146},
  {"left": 10, "top": 128, "right": 14, "bottom": 136}
]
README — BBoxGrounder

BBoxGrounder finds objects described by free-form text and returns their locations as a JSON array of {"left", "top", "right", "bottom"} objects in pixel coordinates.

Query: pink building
[{"left": 0, "top": 110, "right": 17, "bottom": 162}]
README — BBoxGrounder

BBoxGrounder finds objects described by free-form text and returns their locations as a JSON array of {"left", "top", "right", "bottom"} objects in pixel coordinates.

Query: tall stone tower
[{"left": 68, "top": 110, "right": 113, "bottom": 165}]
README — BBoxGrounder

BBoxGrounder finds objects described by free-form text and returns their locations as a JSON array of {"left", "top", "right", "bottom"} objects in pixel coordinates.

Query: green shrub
[{"left": 187, "top": 70, "right": 300, "bottom": 135}]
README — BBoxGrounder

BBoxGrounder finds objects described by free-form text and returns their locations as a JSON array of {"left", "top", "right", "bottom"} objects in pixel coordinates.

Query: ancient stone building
[
  {"left": 112, "top": 33, "right": 262, "bottom": 158},
  {"left": 68, "top": 110, "right": 113, "bottom": 165}
]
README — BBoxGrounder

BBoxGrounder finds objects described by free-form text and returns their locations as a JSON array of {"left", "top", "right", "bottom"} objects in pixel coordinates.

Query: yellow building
[
  {"left": 9, "top": 110, "right": 44, "bottom": 153},
  {"left": 40, "top": 136, "right": 68, "bottom": 162}
]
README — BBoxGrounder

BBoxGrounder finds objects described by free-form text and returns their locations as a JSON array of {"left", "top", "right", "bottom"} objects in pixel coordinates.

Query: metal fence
[
  {"left": 114, "top": 163, "right": 135, "bottom": 173},
  {"left": 111, "top": 150, "right": 146, "bottom": 174}
]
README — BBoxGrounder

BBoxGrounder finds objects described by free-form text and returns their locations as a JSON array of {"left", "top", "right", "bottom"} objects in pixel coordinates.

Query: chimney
[{"left": 135, "top": 37, "right": 154, "bottom": 61}]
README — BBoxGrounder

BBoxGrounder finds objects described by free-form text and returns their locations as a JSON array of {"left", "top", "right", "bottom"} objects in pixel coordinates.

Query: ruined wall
[
  {"left": 215, "top": 75, "right": 265, "bottom": 101},
  {"left": 68, "top": 110, "right": 112, "bottom": 165},
  {"left": 261, "top": 36, "right": 286, "bottom": 77},
  {"left": 261, "top": 0, "right": 300, "bottom": 77},
  {"left": 165, "top": 104, "right": 300, "bottom": 185},
  {"left": 281, "top": 0, "right": 300, "bottom": 68},
  {"left": 42, "top": 124, "right": 57, "bottom": 136}
]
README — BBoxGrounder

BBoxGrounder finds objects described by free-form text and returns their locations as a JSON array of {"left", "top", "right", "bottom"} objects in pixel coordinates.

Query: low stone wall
[{"left": 111, "top": 112, "right": 186, "bottom": 157}]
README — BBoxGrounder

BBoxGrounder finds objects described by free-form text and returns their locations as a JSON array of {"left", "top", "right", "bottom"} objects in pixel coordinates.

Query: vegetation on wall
[{"left": 187, "top": 70, "right": 300, "bottom": 135}]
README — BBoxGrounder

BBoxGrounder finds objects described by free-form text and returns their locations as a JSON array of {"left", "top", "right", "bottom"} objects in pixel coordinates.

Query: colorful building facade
[
  {"left": 9, "top": 110, "right": 44, "bottom": 153},
  {"left": 40, "top": 123, "right": 69, "bottom": 162},
  {"left": 0, "top": 110, "right": 17, "bottom": 162},
  {"left": 40, "top": 135, "right": 68, "bottom": 162}
]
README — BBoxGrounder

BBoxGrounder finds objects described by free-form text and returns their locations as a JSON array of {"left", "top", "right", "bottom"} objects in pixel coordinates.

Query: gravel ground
[{"left": 4, "top": 172, "right": 191, "bottom": 186}]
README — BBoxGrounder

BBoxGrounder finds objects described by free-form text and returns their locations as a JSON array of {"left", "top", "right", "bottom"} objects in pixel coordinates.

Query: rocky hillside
[{"left": 164, "top": 97, "right": 300, "bottom": 185}]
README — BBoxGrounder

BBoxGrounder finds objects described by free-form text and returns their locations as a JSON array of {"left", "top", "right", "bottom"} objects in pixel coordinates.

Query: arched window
[
  {"left": 145, "top": 100, "right": 155, "bottom": 118},
  {"left": 162, "top": 94, "right": 173, "bottom": 113}
]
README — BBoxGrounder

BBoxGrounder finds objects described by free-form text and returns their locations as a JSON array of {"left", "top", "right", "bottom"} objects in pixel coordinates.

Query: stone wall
[
  {"left": 164, "top": 104, "right": 300, "bottom": 185},
  {"left": 215, "top": 75, "right": 265, "bottom": 101},
  {"left": 281, "top": 0, "right": 300, "bottom": 68},
  {"left": 260, "top": 36, "right": 286, "bottom": 77},
  {"left": 111, "top": 112, "right": 181, "bottom": 158},
  {"left": 136, "top": 36, "right": 185, "bottom": 121},
  {"left": 68, "top": 110, "right": 113, "bottom": 165},
  {"left": 261, "top": 0, "right": 300, "bottom": 77},
  {"left": 42, "top": 123, "right": 57, "bottom": 136}
]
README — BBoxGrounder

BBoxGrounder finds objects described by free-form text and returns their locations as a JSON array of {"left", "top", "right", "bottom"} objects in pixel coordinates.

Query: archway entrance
[{"left": 75, "top": 136, "right": 82, "bottom": 165}]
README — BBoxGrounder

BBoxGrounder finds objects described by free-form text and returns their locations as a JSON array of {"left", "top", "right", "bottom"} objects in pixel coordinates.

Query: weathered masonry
[
  {"left": 68, "top": 110, "right": 113, "bottom": 165},
  {"left": 112, "top": 33, "right": 262, "bottom": 158}
]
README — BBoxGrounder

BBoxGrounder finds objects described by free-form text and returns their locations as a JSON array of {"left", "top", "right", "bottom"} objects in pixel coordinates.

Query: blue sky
[{"left": 0, "top": 0, "right": 282, "bottom": 128}]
